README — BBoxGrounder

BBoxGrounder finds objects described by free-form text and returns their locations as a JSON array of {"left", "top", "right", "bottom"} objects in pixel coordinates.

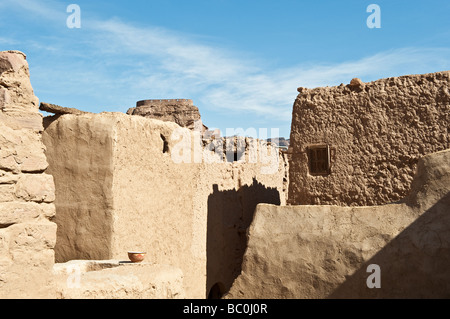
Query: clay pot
[{"left": 128, "top": 251, "right": 146, "bottom": 263}]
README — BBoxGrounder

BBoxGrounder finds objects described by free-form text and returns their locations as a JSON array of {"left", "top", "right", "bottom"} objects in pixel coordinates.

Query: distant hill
[{"left": 267, "top": 137, "right": 290, "bottom": 147}]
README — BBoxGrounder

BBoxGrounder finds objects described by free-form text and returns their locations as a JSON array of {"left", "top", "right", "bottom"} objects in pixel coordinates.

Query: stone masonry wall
[
  {"left": 0, "top": 51, "right": 56, "bottom": 298},
  {"left": 289, "top": 71, "right": 449, "bottom": 206}
]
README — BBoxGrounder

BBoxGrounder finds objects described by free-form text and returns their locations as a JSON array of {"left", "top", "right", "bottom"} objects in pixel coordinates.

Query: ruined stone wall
[
  {"left": 227, "top": 149, "right": 450, "bottom": 298},
  {"left": 0, "top": 51, "right": 56, "bottom": 298},
  {"left": 43, "top": 112, "right": 288, "bottom": 298},
  {"left": 289, "top": 71, "right": 449, "bottom": 206}
]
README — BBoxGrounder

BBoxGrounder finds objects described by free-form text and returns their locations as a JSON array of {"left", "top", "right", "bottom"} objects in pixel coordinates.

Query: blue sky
[{"left": 1, "top": 0, "right": 450, "bottom": 138}]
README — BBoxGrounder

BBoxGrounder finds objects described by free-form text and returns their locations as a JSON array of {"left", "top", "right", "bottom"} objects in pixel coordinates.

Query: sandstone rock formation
[
  {"left": 39, "top": 102, "right": 91, "bottom": 115},
  {"left": 127, "top": 99, "right": 206, "bottom": 131},
  {"left": 349, "top": 77, "right": 365, "bottom": 88},
  {"left": 226, "top": 148, "right": 450, "bottom": 298},
  {"left": 289, "top": 71, "right": 450, "bottom": 206},
  {"left": 0, "top": 50, "right": 56, "bottom": 298}
]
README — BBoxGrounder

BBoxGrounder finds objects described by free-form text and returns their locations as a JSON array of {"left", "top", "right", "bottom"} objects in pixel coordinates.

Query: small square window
[{"left": 308, "top": 145, "right": 331, "bottom": 175}]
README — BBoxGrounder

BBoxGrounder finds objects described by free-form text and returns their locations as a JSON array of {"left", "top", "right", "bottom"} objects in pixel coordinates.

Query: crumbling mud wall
[
  {"left": 43, "top": 111, "right": 288, "bottom": 299},
  {"left": 0, "top": 51, "right": 56, "bottom": 298},
  {"left": 289, "top": 71, "right": 449, "bottom": 206},
  {"left": 226, "top": 149, "right": 450, "bottom": 298}
]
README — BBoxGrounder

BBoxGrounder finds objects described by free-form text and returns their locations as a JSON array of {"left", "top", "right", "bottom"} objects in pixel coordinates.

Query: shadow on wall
[
  {"left": 206, "top": 178, "right": 280, "bottom": 299},
  {"left": 328, "top": 191, "right": 450, "bottom": 298}
]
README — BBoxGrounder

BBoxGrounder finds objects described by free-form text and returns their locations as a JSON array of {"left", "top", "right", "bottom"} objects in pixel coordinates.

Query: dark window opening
[
  {"left": 225, "top": 146, "right": 245, "bottom": 163},
  {"left": 226, "top": 150, "right": 244, "bottom": 162},
  {"left": 308, "top": 145, "right": 331, "bottom": 175},
  {"left": 224, "top": 137, "right": 246, "bottom": 163},
  {"left": 160, "top": 134, "right": 169, "bottom": 153}
]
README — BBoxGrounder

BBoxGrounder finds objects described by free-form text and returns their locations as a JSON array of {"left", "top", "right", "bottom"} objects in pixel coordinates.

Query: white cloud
[
  {"left": 88, "top": 19, "right": 450, "bottom": 122},
  {"left": 0, "top": 37, "right": 19, "bottom": 45},
  {"left": 2, "top": 0, "right": 65, "bottom": 22}
]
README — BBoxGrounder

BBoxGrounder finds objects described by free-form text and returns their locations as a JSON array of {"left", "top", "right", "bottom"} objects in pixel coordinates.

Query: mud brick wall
[
  {"left": 289, "top": 71, "right": 450, "bottom": 206},
  {"left": 228, "top": 149, "right": 450, "bottom": 298},
  {"left": 43, "top": 112, "right": 287, "bottom": 298}
]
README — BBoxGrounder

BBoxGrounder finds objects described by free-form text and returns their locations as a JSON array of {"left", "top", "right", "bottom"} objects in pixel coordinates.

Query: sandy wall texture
[
  {"left": 0, "top": 51, "right": 57, "bottom": 298},
  {"left": 42, "top": 115, "right": 115, "bottom": 262},
  {"left": 226, "top": 149, "right": 450, "bottom": 298},
  {"left": 43, "top": 112, "right": 288, "bottom": 298},
  {"left": 289, "top": 71, "right": 449, "bottom": 206}
]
